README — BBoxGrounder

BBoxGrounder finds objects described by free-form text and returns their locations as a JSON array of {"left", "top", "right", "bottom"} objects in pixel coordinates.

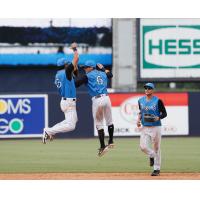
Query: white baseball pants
[
  {"left": 92, "top": 95, "right": 113, "bottom": 130},
  {"left": 45, "top": 98, "right": 77, "bottom": 136},
  {"left": 140, "top": 126, "right": 161, "bottom": 170}
]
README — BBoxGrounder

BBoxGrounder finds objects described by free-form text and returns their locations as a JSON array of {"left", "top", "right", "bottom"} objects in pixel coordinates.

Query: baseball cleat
[
  {"left": 49, "top": 135, "right": 54, "bottom": 141},
  {"left": 151, "top": 170, "right": 160, "bottom": 176},
  {"left": 108, "top": 142, "right": 115, "bottom": 149},
  {"left": 98, "top": 145, "right": 109, "bottom": 157},
  {"left": 149, "top": 157, "right": 154, "bottom": 166},
  {"left": 42, "top": 131, "right": 49, "bottom": 144}
]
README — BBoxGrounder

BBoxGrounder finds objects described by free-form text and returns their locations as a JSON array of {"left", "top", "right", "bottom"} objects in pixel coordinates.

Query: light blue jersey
[
  {"left": 138, "top": 96, "right": 161, "bottom": 126},
  {"left": 55, "top": 69, "right": 76, "bottom": 98},
  {"left": 86, "top": 69, "right": 108, "bottom": 97}
]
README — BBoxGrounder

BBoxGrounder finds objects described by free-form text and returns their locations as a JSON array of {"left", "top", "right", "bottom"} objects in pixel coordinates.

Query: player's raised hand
[
  {"left": 71, "top": 42, "right": 79, "bottom": 67},
  {"left": 70, "top": 42, "right": 78, "bottom": 50},
  {"left": 97, "top": 63, "right": 104, "bottom": 69}
]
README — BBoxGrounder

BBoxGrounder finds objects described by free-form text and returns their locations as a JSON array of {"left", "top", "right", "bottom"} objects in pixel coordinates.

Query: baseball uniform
[
  {"left": 138, "top": 83, "right": 167, "bottom": 176},
  {"left": 45, "top": 65, "right": 77, "bottom": 135},
  {"left": 42, "top": 44, "right": 79, "bottom": 144},
  {"left": 75, "top": 60, "right": 114, "bottom": 156}
]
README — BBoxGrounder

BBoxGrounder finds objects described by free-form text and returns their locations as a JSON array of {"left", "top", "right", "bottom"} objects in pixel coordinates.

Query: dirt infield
[{"left": 0, "top": 173, "right": 199, "bottom": 180}]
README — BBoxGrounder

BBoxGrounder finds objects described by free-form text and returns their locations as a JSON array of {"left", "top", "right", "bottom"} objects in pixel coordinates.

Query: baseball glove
[{"left": 144, "top": 113, "right": 157, "bottom": 122}]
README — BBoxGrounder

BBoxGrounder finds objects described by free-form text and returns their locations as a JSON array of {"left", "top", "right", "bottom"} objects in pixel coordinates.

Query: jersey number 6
[{"left": 97, "top": 76, "right": 103, "bottom": 85}]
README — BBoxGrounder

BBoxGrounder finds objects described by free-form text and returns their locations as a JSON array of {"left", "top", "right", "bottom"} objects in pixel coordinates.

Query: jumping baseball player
[
  {"left": 42, "top": 42, "right": 79, "bottom": 144},
  {"left": 137, "top": 83, "right": 167, "bottom": 176},
  {"left": 75, "top": 61, "right": 114, "bottom": 157}
]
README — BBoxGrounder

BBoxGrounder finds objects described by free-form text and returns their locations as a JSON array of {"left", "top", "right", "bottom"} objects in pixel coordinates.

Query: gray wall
[{"left": 112, "top": 18, "right": 137, "bottom": 91}]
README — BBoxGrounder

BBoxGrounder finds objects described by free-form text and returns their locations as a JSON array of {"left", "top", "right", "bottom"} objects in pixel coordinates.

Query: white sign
[
  {"left": 94, "top": 93, "right": 189, "bottom": 136},
  {"left": 140, "top": 18, "right": 200, "bottom": 79}
]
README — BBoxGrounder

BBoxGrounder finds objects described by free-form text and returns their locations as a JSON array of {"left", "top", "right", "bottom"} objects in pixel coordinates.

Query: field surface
[{"left": 0, "top": 137, "right": 199, "bottom": 179}]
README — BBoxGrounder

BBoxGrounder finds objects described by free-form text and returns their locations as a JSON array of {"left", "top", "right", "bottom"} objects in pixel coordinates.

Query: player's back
[
  {"left": 55, "top": 69, "right": 76, "bottom": 98},
  {"left": 86, "top": 69, "right": 108, "bottom": 97}
]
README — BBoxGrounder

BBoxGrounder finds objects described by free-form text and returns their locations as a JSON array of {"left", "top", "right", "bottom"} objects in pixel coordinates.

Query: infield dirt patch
[{"left": 0, "top": 173, "right": 199, "bottom": 180}]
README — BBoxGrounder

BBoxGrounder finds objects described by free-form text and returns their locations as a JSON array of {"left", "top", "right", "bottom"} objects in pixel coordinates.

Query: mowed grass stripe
[{"left": 0, "top": 138, "right": 199, "bottom": 173}]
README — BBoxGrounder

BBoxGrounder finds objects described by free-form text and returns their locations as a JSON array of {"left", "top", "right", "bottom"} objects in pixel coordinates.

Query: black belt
[
  {"left": 63, "top": 98, "right": 76, "bottom": 101},
  {"left": 94, "top": 94, "right": 108, "bottom": 99}
]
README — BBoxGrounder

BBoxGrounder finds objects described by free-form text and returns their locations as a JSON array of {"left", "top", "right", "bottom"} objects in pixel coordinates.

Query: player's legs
[
  {"left": 92, "top": 98, "right": 109, "bottom": 156},
  {"left": 92, "top": 98, "right": 104, "bottom": 130},
  {"left": 151, "top": 126, "right": 161, "bottom": 170},
  {"left": 44, "top": 100, "right": 77, "bottom": 136},
  {"left": 103, "top": 96, "right": 114, "bottom": 146},
  {"left": 107, "top": 124, "right": 114, "bottom": 146},
  {"left": 45, "top": 110, "right": 77, "bottom": 135},
  {"left": 140, "top": 127, "right": 156, "bottom": 158}
]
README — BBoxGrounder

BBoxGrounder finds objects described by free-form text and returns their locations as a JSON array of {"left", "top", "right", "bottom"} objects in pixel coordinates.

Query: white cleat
[
  {"left": 108, "top": 143, "right": 115, "bottom": 149},
  {"left": 98, "top": 145, "right": 109, "bottom": 157}
]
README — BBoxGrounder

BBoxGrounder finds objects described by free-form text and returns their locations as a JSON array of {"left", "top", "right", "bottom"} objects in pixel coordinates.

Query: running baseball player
[
  {"left": 137, "top": 83, "right": 167, "bottom": 176},
  {"left": 75, "top": 61, "right": 114, "bottom": 157},
  {"left": 42, "top": 42, "right": 79, "bottom": 143}
]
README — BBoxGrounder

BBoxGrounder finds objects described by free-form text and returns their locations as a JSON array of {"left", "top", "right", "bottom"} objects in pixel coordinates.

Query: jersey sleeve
[
  {"left": 106, "top": 71, "right": 113, "bottom": 79},
  {"left": 73, "top": 69, "right": 78, "bottom": 77},
  {"left": 65, "top": 63, "right": 74, "bottom": 80},
  {"left": 158, "top": 99, "right": 167, "bottom": 119},
  {"left": 96, "top": 65, "right": 113, "bottom": 79},
  {"left": 75, "top": 74, "right": 88, "bottom": 88}
]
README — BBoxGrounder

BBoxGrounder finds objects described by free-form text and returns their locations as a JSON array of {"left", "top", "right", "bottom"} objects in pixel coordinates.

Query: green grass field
[{"left": 0, "top": 137, "right": 199, "bottom": 173}]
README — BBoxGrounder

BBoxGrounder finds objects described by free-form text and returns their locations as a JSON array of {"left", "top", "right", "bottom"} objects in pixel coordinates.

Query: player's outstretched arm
[{"left": 70, "top": 42, "right": 79, "bottom": 75}]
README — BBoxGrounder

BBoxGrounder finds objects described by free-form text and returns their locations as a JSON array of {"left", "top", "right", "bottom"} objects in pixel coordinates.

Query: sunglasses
[{"left": 144, "top": 87, "right": 153, "bottom": 90}]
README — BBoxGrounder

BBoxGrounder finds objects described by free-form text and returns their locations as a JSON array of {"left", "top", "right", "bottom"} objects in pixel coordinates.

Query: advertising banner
[
  {"left": 0, "top": 94, "right": 48, "bottom": 138},
  {"left": 94, "top": 93, "right": 189, "bottom": 136},
  {"left": 140, "top": 19, "right": 200, "bottom": 79}
]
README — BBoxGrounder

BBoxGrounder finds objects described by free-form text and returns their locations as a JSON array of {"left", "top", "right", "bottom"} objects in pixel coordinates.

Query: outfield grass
[{"left": 0, "top": 137, "right": 199, "bottom": 173}]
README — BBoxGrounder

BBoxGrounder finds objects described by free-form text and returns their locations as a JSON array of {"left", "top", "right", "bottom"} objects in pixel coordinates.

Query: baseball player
[
  {"left": 42, "top": 42, "right": 79, "bottom": 144},
  {"left": 75, "top": 61, "right": 114, "bottom": 157},
  {"left": 137, "top": 83, "right": 167, "bottom": 176}
]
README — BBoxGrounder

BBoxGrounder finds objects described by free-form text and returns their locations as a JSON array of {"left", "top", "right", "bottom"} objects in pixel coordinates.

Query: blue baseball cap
[
  {"left": 82, "top": 60, "right": 96, "bottom": 68},
  {"left": 144, "top": 83, "right": 155, "bottom": 89},
  {"left": 57, "top": 58, "right": 70, "bottom": 67}
]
